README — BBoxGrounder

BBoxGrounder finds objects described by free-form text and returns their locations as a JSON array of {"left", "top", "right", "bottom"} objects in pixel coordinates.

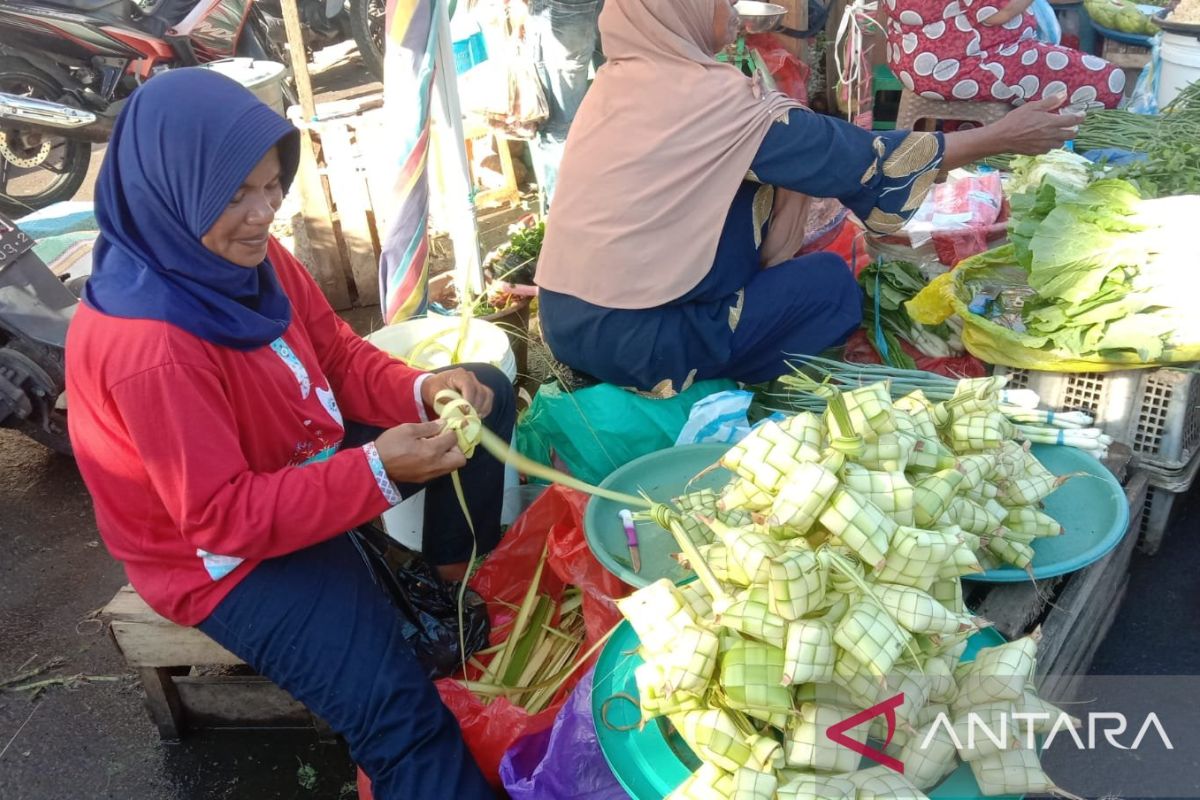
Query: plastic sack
[
  {"left": 675, "top": 390, "right": 788, "bottom": 446},
  {"left": 515, "top": 379, "right": 738, "bottom": 486},
  {"left": 350, "top": 526, "right": 491, "bottom": 680},
  {"left": 499, "top": 667, "right": 627, "bottom": 800},
  {"left": 357, "top": 485, "right": 628, "bottom": 798},
  {"left": 1031, "top": 0, "right": 1063, "bottom": 44},
  {"left": 908, "top": 245, "right": 1200, "bottom": 371},
  {"left": 674, "top": 389, "right": 756, "bottom": 446},
  {"left": 747, "top": 33, "right": 811, "bottom": 104},
  {"left": 1128, "top": 35, "right": 1163, "bottom": 115},
  {"left": 903, "top": 172, "right": 1006, "bottom": 267},
  {"left": 465, "top": 46, "right": 549, "bottom": 139}
]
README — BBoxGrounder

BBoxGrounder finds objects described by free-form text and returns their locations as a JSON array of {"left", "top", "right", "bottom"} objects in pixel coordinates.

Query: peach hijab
[{"left": 535, "top": 0, "right": 814, "bottom": 310}]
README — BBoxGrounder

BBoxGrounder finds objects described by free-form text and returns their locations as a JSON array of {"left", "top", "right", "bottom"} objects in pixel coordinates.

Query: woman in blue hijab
[{"left": 67, "top": 68, "right": 509, "bottom": 798}]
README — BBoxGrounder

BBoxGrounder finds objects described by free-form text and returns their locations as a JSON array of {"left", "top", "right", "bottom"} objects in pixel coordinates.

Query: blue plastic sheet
[{"left": 499, "top": 668, "right": 626, "bottom": 800}]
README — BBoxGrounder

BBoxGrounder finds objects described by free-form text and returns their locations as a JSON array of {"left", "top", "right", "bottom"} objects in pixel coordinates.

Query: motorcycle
[
  {"left": 0, "top": 0, "right": 290, "bottom": 216},
  {"left": 0, "top": 212, "right": 73, "bottom": 455},
  {"left": 257, "top": 0, "right": 384, "bottom": 81}
]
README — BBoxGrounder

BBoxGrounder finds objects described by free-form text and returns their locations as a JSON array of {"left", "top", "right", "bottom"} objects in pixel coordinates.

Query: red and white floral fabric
[{"left": 885, "top": 0, "right": 1125, "bottom": 108}]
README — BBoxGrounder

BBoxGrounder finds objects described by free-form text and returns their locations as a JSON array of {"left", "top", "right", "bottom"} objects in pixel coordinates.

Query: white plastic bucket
[
  {"left": 370, "top": 315, "right": 518, "bottom": 548},
  {"left": 198, "top": 58, "right": 287, "bottom": 113},
  {"left": 1158, "top": 32, "right": 1200, "bottom": 110},
  {"left": 366, "top": 316, "right": 517, "bottom": 383}
]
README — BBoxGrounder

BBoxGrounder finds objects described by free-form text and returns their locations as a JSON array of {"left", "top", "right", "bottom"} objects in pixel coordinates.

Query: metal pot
[{"left": 735, "top": 1, "right": 787, "bottom": 34}]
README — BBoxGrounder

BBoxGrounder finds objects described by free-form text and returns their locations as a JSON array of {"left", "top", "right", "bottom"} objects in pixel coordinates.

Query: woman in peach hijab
[{"left": 535, "top": 0, "right": 1078, "bottom": 394}]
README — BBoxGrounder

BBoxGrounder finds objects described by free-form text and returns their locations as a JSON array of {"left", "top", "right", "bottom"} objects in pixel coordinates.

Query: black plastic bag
[{"left": 350, "top": 524, "right": 491, "bottom": 680}]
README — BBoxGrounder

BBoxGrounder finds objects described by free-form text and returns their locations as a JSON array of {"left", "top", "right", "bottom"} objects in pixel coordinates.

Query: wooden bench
[{"left": 102, "top": 585, "right": 325, "bottom": 740}]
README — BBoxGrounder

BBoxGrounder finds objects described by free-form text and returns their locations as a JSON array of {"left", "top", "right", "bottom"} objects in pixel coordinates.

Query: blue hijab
[{"left": 85, "top": 68, "right": 301, "bottom": 350}]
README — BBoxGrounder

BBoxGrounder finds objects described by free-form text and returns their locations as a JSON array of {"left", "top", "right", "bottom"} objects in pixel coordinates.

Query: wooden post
[
  {"left": 776, "top": 0, "right": 809, "bottom": 58},
  {"left": 279, "top": 0, "right": 316, "bottom": 120},
  {"left": 280, "top": 0, "right": 355, "bottom": 309}
]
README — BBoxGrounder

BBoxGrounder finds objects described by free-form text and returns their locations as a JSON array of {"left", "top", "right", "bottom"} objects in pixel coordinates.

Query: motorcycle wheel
[
  {"left": 17, "top": 407, "right": 71, "bottom": 457},
  {"left": 0, "top": 59, "right": 92, "bottom": 218},
  {"left": 349, "top": 0, "right": 386, "bottom": 82}
]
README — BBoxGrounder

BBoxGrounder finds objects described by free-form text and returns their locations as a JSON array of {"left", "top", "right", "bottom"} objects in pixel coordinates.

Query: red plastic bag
[
  {"left": 746, "top": 33, "right": 810, "bottom": 105},
  {"left": 358, "top": 485, "right": 628, "bottom": 798},
  {"left": 845, "top": 329, "right": 989, "bottom": 379}
]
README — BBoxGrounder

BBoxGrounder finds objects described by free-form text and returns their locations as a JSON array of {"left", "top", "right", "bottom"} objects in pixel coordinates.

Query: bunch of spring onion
[
  {"left": 761, "top": 357, "right": 1115, "bottom": 459},
  {"left": 615, "top": 379, "right": 1083, "bottom": 798}
]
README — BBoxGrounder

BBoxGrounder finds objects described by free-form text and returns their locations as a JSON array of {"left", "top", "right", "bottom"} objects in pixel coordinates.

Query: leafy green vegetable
[{"left": 1000, "top": 155, "right": 1200, "bottom": 361}]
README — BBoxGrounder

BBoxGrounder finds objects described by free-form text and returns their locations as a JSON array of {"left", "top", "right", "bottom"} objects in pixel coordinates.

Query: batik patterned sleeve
[{"left": 749, "top": 108, "right": 945, "bottom": 235}]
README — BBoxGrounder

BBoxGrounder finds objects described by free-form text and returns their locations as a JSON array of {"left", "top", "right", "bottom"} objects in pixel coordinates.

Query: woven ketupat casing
[
  {"left": 782, "top": 619, "right": 835, "bottom": 686},
  {"left": 719, "top": 638, "right": 790, "bottom": 726},
  {"left": 657, "top": 624, "right": 720, "bottom": 695},
  {"left": 849, "top": 765, "right": 932, "bottom": 799},
  {"left": 970, "top": 747, "right": 1056, "bottom": 795},
  {"left": 875, "top": 527, "right": 957, "bottom": 591},
  {"left": 817, "top": 487, "right": 894, "bottom": 569},
  {"left": 721, "top": 587, "right": 787, "bottom": 645},
  {"left": 901, "top": 721, "right": 961, "bottom": 790},
  {"left": 671, "top": 709, "right": 754, "bottom": 773},
  {"left": 833, "top": 600, "right": 910, "bottom": 677},
  {"left": 767, "top": 548, "right": 827, "bottom": 620},
  {"left": 775, "top": 773, "right": 856, "bottom": 800},
  {"left": 785, "top": 703, "right": 869, "bottom": 773}
]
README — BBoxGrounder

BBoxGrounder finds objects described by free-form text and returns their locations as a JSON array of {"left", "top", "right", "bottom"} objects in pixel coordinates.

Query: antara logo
[
  {"left": 826, "top": 694, "right": 906, "bottom": 774},
  {"left": 829, "top": 693, "right": 1176, "bottom": 773}
]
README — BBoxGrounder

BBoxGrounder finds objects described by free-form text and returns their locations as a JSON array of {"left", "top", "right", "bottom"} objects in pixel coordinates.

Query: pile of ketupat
[{"left": 617, "top": 376, "right": 1081, "bottom": 798}]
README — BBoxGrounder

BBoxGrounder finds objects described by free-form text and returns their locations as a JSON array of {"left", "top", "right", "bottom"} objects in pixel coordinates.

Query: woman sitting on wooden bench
[{"left": 66, "top": 68, "right": 508, "bottom": 799}]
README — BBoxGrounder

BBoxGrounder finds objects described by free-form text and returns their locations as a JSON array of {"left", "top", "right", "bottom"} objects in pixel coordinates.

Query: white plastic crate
[
  {"left": 1137, "top": 482, "right": 1182, "bottom": 556},
  {"left": 996, "top": 367, "right": 1200, "bottom": 472}
]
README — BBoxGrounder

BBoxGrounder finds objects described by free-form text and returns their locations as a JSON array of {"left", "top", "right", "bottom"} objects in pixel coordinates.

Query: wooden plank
[
  {"left": 296, "top": 132, "right": 354, "bottom": 310},
  {"left": 1039, "top": 576, "right": 1128, "bottom": 702},
  {"left": 1036, "top": 509, "right": 1139, "bottom": 676},
  {"left": 321, "top": 122, "right": 381, "bottom": 307},
  {"left": 279, "top": 0, "right": 317, "bottom": 120},
  {"left": 104, "top": 585, "right": 243, "bottom": 667},
  {"left": 139, "top": 667, "right": 186, "bottom": 741},
  {"left": 110, "top": 621, "right": 243, "bottom": 668},
  {"left": 775, "top": 0, "right": 808, "bottom": 58},
  {"left": 174, "top": 676, "right": 311, "bottom": 728},
  {"left": 970, "top": 577, "right": 1063, "bottom": 641}
]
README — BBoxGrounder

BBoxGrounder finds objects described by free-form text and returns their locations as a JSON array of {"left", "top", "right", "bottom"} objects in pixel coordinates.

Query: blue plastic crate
[{"left": 453, "top": 32, "right": 487, "bottom": 75}]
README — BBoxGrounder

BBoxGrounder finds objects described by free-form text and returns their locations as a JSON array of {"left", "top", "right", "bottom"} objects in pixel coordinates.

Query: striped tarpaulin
[{"left": 378, "top": 0, "right": 442, "bottom": 323}]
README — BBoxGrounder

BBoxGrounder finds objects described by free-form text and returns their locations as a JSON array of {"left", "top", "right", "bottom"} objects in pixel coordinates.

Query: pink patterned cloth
[{"left": 884, "top": 0, "right": 1125, "bottom": 108}]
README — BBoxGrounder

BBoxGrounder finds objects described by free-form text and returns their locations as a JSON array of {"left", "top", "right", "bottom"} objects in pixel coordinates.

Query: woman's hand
[
  {"left": 374, "top": 422, "right": 467, "bottom": 484},
  {"left": 989, "top": 94, "right": 1085, "bottom": 154},
  {"left": 421, "top": 368, "right": 495, "bottom": 417},
  {"left": 940, "top": 94, "right": 1084, "bottom": 168}
]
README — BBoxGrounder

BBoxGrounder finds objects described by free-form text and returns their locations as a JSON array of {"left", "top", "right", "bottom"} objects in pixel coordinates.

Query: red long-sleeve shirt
[{"left": 67, "top": 238, "right": 426, "bottom": 625}]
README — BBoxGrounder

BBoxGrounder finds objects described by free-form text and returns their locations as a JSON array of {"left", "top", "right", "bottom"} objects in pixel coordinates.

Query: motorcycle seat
[{"left": 36, "top": 0, "right": 134, "bottom": 18}]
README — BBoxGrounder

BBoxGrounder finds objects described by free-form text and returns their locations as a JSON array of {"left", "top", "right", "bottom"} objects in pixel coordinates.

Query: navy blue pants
[{"left": 198, "top": 364, "right": 514, "bottom": 799}]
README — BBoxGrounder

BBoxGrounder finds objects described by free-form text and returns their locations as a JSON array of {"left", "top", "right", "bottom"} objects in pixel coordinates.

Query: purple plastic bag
[{"left": 499, "top": 668, "right": 627, "bottom": 800}]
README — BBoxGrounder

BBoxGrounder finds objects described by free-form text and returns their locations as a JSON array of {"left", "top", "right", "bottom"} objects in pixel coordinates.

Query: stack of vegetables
[
  {"left": 1004, "top": 156, "right": 1200, "bottom": 362},
  {"left": 1075, "top": 82, "right": 1200, "bottom": 199},
  {"left": 1083, "top": 0, "right": 1158, "bottom": 35},
  {"left": 615, "top": 377, "right": 1078, "bottom": 798},
  {"left": 859, "top": 260, "right": 965, "bottom": 370}
]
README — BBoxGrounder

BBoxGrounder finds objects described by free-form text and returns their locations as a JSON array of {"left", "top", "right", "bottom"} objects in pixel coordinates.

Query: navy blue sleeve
[{"left": 749, "top": 109, "right": 945, "bottom": 234}]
